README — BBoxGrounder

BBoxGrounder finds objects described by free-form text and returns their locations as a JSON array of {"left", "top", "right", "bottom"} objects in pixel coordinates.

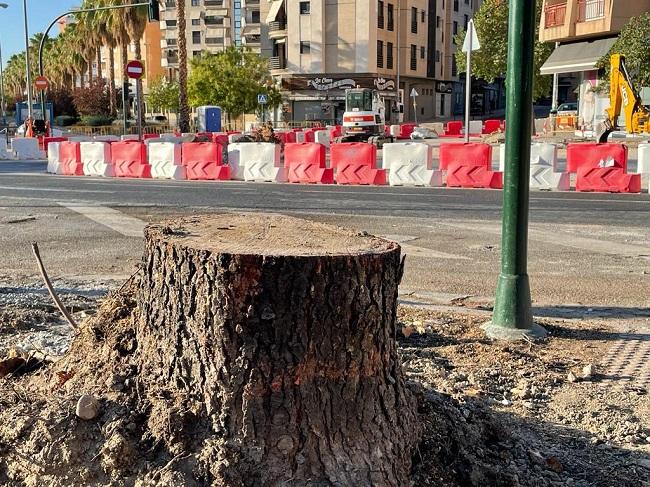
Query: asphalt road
[{"left": 1, "top": 160, "right": 649, "bottom": 313}]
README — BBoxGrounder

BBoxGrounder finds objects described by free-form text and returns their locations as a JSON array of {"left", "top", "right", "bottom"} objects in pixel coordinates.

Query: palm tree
[{"left": 177, "top": 0, "right": 190, "bottom": 132}]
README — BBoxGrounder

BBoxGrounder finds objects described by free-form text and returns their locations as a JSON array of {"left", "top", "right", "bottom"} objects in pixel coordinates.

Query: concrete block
[
  {"left": 80, "top": 142, "right": 113, "bottom": 177},
  {"left": 430, "top": 122, "right": 444, "bottom": 135}
]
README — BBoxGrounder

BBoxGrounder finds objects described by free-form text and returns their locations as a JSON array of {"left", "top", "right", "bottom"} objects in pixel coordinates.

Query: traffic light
[{"left": 148, "top": 0, "right": 160, "bottom": 22}]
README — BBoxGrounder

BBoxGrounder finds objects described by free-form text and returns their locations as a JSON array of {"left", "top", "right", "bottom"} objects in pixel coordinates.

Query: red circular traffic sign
[
  {"left": 126, "top": 60, "right": 145, "bottom": 79},
  {"left": 34, "top": 76, "right": 49, "bottom": 91}
]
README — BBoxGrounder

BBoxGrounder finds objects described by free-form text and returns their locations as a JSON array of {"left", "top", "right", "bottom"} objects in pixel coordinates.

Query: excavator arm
[{"left": 597, "top": 54, "right": 649, "bottom": 142}]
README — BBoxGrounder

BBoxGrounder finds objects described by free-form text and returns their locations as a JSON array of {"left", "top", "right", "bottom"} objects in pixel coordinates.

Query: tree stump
[{"left": 136, "top": 214, "right": 420, "bottom": 486}]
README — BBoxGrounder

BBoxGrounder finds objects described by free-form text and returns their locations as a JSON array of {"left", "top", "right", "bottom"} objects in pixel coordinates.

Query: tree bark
[
  {"left": 108, "top": 46, "right": 116, "bottom": 116},
  {"left": 135, "top": 214, "right": 420, "bottom": 486},
  {"left": 121, "top": 43, "right": 130, "bottom": 120},
  {"left": 96, "top": 47, "right": 103, "bottom": 81}
]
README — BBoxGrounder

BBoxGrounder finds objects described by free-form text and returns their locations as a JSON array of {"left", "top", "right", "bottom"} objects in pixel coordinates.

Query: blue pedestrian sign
[{"left": 257, "top": 94, "right": 268, "bottom": 104}]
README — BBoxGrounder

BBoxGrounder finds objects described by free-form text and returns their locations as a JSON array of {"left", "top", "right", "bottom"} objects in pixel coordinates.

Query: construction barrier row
[{"left": 41, "top": 139, "right": 650, "bottom": 193}]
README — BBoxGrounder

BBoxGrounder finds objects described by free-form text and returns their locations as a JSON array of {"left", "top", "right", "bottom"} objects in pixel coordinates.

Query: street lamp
[
  {"left": 0, "top": 3, "right": 7, "bottom": 123},
  {"left": 22, "top": 0, "right": 34, "bottom": 122}
]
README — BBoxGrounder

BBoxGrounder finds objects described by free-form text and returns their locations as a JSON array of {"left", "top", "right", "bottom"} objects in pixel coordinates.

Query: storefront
[{"left": 278, "top": 75, "right": 399, "bottom": 124}]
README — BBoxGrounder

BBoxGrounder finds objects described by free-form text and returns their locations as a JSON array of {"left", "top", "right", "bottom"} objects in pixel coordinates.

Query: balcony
[
  {"left": 269, "top": 57, "right": 286, "bottom": 70},
  {"left": 269, "top": 20, "right": 287, "bottom": 39},
  {"left": 544, "top": 2, "right": 566, "bottom": 27},
  {"left": 577, "top": 0, "right": 605, "bottom": 22}
]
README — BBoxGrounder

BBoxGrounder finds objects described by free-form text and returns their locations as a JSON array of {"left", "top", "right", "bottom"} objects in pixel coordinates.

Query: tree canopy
[
  {"left": 454, "top": 0, "right": 553, "bottom": 101},
  {"left": 188, "top": 47, "right": 282, "bottom": 118},
  {"left": 147, "top": 78, "right": 180, "bottom": 113},
  {"left": 596, "top": 12, "right": 650, "bottom": 89}
]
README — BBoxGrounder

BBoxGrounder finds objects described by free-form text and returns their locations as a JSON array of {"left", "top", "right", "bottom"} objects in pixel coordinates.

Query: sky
[{"left": 0, "top": 0, "right": 80, "bottom": 66}]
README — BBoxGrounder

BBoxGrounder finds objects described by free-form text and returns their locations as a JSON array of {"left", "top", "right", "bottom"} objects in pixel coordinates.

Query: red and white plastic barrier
[
  {"left": 331, "top": 143, "right": 386, "bottom": 185},
  {"left": 637, "top": 143, "right": 650, "bottom": 192},
  {"left": 149, "top": 142, "right": 185, "bottom": 180},
  {"left": 441, "top": 143, "right": 502, "bottom": 189},
  {"left": 46, "top": 142, "right": 63, "bottom": 173},
  {"left": 240, "top": 142, "right": 286, "bottom": 182},
  {"left": 183, "top": 142, "right": 230, "bottom": 180},
  {"left": 383, "top": 142, "right": 443, "bottom": 186},
  {"left": 285, "top": 143, "right": 334, "bottom": 184},
  {"left": 498, "top": 143, "right": 569, "bottom": 191},
  {"left": 483, "top": 120, "right": 502, "bottom": 135},
  {"left": 315, "top": 129, "right": 331, "bottom": 147},
  {"left": 112, "top": 141, "right": 151, "bottom": 178},
  {"left": 442, "top": 121, "right": 463, "bottom": 137},
  {"left": 80, "top": 141, "right": 113, "bottom": 177},
  {"left": 567, "top": 143, "right": 639, "bottom": 193},
  {"left": 59, "top": 141, "right": 84, "bottom": 176}
]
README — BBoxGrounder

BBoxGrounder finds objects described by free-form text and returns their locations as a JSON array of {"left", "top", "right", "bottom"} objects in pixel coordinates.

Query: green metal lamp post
[{"left": 483, "top": 0, "right": 546, "bottom": 339}]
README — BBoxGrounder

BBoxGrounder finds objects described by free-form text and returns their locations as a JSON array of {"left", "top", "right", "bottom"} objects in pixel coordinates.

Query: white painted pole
[
  {"left": 23, "top": 0, "right": 34, "bottom": 122},
  {"left": 464, "top": 22, "right": 472, "bottom": 143}
]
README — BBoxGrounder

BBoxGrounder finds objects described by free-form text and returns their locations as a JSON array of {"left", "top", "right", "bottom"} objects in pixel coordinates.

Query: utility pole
[
  {"left": 22, "top": 0, "right": 33, "bottom": 121},
  {"left": 0, "top": 38, "right": 6, "bottom": 123},
  {"left": 483, "top": 0, "right": 546, "bottom": 339},
  {"left": 395, "top": 0, "right": 401, "bottom": 124}
]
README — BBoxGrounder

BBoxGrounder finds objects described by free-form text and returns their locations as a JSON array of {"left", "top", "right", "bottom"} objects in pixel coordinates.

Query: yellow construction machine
[{"left": 596, "top": 54, "right": 649, "bottom": 142}]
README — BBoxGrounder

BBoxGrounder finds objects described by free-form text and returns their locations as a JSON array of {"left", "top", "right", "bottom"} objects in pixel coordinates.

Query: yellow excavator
[{"left": 597, "top": 54, "right": 649, "bottom": 143}]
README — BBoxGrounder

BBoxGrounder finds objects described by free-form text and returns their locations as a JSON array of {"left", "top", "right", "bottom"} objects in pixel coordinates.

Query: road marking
[
  {"left": 530, "top": 196, "right": 650, "bottom": 204},
  {"left": 60, "top": 204, "right": 146, "bottom": 237},
  {"left": 437, "top": 221, "right": 650, "bottom": 257},
  {"left": 295, "top": 189, "right": 462, "bottom": 197}
]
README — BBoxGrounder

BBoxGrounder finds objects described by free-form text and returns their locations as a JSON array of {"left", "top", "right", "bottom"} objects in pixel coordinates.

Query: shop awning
[
  {"left": 540, "top": 37, "right": 617, "bottom": 75},
  {"left": 266, "top": 0, "right": 284, "bottom": 23}
]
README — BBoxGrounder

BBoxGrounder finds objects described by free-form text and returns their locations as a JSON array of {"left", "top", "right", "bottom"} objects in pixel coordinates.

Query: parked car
[
  {"left": 552, "top": 102, "right": 578, "bottom": 115},
  {"left": 146, "top": 115, "right": 168, "bottom": 124}
]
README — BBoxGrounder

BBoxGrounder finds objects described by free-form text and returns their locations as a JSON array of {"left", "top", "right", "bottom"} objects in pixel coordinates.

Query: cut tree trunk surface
[{"left": 136, "top": 214, "right": 420, "bottom": 486}]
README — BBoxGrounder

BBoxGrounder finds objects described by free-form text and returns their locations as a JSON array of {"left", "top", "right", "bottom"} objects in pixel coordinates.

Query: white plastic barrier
[
  {"left": 239, "top": 142, "right": 286, "bottom": 182},
  {"left": 93, "top": 135, "right": 120, "bottom": 142},
  {"left": 295, "top": 132, "right": 306, "bottom": 143},
  {"left": 389, "top": 125, "right": 401, "bottom": 138},
  {"left": 157, "top": 135, "right": 184, "bottom": 144},
  {"left": 11, "top": 138, "right": 44, "bottom": 160},
  {"left": 0, "top": 138, "right": 14, "bottom": 160},
  {"left": 148, "top": 142, "right": 185, "bottom": 180},
  {"left": 638, "top": 143, "right": 650, "bottom": 174},
  {"left": 80, "top": 141, "right": 114, "bottom": 177},
  {"left": 121, "top": 134, "right": 139, "bottom": 141},
  {"left": 315, "top": 130, "right": 331, "bottom": 148},
  {"left": 498, "top": 143, "right": 559, "bottom": 172},
  {"left": 430, "top": 122, "right": 445, "bottom": 135},
  {"left": 227, "top": 143, "right": 245, "bottom": 180},
  {"left": 468, "top": 120, "right": 483, "bottom": 135},
  {"left": 46, "top": 142, "right": 63, "bottom": 174},
  {"left": 383, "top": 142, "right": 443, "bottom": 187},
  {"left": 67, "top": 136, "right": 92, "bottom": 143},
  {"left": 499, "top": 143, "right": 567, "bottom": 190}
]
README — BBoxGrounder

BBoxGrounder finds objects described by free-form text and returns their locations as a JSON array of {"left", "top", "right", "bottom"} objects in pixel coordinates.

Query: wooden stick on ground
[{"left": 31, "top": 242, "right": 77, "bottom": 329}]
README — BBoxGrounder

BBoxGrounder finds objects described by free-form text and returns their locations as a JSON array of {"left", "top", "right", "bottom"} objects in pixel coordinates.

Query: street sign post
[
  {"left": 483, "top": 1, "right": 546, "bottom": 339},
  {"left": 258, "top": 93, "right": 268, "bottom": 122},
  {"left": 462, "top": 19, "right": 480, "bottom": 143},
  {"left": 410, "top": 88, "right": 419, "bottom": 125},
  {"left": 126, "top": 61, "right": 144, "bottom": 140}
]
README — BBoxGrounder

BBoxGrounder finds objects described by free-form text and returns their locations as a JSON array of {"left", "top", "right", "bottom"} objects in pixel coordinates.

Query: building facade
[
  {"left": 264, "top": 0, "right": 482, "bottom": 123},
  {"left": 539, "top": 0, "right": 650, "bottom": 130}
]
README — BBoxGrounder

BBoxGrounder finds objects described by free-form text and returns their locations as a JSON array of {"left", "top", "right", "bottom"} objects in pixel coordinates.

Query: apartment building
[
  {"left": 159, "top": 0, "right": 262, "bottom": 77},
  {"left": 539, "top": 0, "right": 650, "bottom": 128},
  {"left": 264, "top": 0, "right": 482, "bottom": 123}
]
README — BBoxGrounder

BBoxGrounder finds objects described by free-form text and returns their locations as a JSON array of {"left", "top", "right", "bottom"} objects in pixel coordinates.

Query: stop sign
[
  {"left": 126, "top": 60, "right": 145, "bottom": 79},
  {"left": 34, "top": 76, "right": 49, "bottom": 91}
]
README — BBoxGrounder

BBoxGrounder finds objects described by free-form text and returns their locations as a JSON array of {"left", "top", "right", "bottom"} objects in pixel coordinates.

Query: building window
[
  {"left": 464, "top": 14, "right": 468, "bottom": 30},
  {"left": 167, "top": 38, "right": 177, "bottom": 46},
  {"left": 193, "top": 50, "right": 202, "bottom": 57},
  {"left": 205, "top": 16, "right": 224, "bottom": 25},
  {"left": 410, "top": 44, "right": 417, "bottom": 70},
  {"left": 166, "top": 19, "right": 177, "bottom": 27},
  {"left": 435, "top": 50, "right": 440, "bottom": 62},
  {"left": 453, "top": 21, "right": 458, "bottom": 41},
  {"left": 421, "top": 10, "right": 425, "bottom": 22},
  {"left": 453, "top": 0, "right": 459, "bottom": 11},
  {"left": 251, "top": 10, "right": 260, "bottom": 22},
  {"left": 387, "top": 41, "right": 393, "bottom": 69},
  {"left": 377, "top": 40, "right": 384, "bottom": 68},
  {"left": 191, "top": 19, "right": 200, "bottom": 25},
  {"left": 420, "top": 46, "right": 425, "bottom": 59},
  {"left": 192, "top": 31, "right": 201, "bottom": 44},
  {"left": 465, "top": 0, "right": 469, "bottom": 3},
  {"left": 411, "top": 7, "right": 417, "bottom": 33},
  {"left": 436, "top": 15, "right": 441, "bottom": 28},
  {"left": 299, "top": 1, "right": 310, "bottom": 14},
  {"left": 191, "top": 0, "right": 200, "bottom": 5},
  {"left": 378, "top": 1, "right": 384, "bottom": 28},
  {"left": 440, "top": 94, "right": 445, "bottom": 116},
  {"left": 452, "top": 56, "right": 457, "bottom": 76},
  {"left": 300, "top": 41, "right": 310, "bottom": 54},
  {"left": 387, "top": 4, "right": 394, "bottom": 30}
]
